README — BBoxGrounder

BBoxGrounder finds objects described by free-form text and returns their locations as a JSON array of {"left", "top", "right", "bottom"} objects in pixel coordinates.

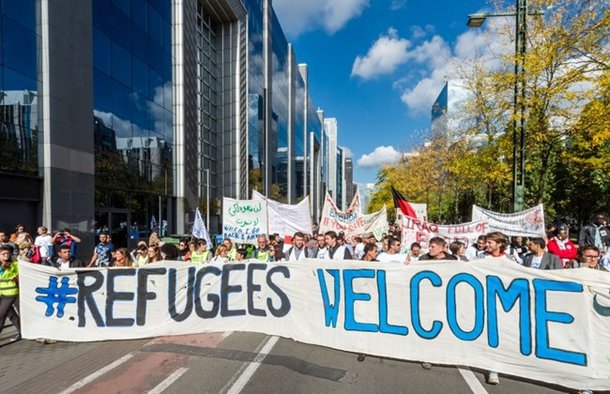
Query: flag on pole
[
  {"left": 150, "top": 215, "right": 158, "bottom": 231},
  {"left": 391, "top": 186, "right": 418, "bottom": 219},
  {"left": 193, "top": 208, "right": 212, "bottom": 246}
]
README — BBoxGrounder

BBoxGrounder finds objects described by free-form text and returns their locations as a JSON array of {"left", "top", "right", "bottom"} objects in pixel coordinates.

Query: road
[{"left": 0, "top": 326, "right": 569, "bottom": 394}]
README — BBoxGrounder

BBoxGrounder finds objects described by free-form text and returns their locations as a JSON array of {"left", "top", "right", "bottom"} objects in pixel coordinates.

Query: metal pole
[
  {"left": 512, "top": 0, "right": 527, "bottom": 212},
  {"left": 205, "top": 168, "right": 210, "bottom": 230}
]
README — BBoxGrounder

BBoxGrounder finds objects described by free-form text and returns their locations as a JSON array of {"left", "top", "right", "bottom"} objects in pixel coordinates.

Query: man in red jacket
[{"left": 547, "top": 224, "right": 577, "bottom": 267}]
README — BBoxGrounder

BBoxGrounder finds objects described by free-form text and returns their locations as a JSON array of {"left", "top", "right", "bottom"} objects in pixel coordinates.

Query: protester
[
  {"left": 190, "top": 240, "right": 211, "bottom": 263},
  {"left": 0, "top": 231, "right": 19, "bottom": 259},
  {"left": 48, "top": 244, "right": 85, "bottom": 270},
  {"left": 361, "top": 243, "right": 379, "bottom": 262},
  {"left": 0, "top": 245, "right": 21, "bottom": 342},
  {"left": 178, "top": 239, "right": 191, "bottom": 261},
  {"left": 34, "top": 226, "right": 54, "bottom": 263},
  {"left": 235, "top": 248, "right": 248, "bottom": 262},
  {"left": 465, "top": 235, "right": 486, "bottom": 261},
  {"left": 523, "top": 238, "right": 562, "bottom": 270},
  {"left": 449, "top": 241, "right": 468, "bottom": 261},
  {"left": 324, "top": 231, "right": 352, "bottom": 259},
  {"left": 480, "top": 232, "right": 518, "bottom": 263},
  {"left": 315, "top": 233, "right": 328, "bottom": 259},
  {"left": 547, "top": 224, "right": 578, "bottom": 267},
  {"left": 509, "top": 236, "right": 528, "bottom": 262},
  {"left": 113, "top": 247, "right": 134, "bottom": 267},
  {"left": 418, "top": 237, "right": 457, "bottom": 261},
  {"left": 131, "top": 242, "right": 148, "bottom": 266},
  {"left": 352, "top": 236, "right": 365, "bottom": 260},
  {"left": 285, "top": 232, "right": 309, "bottom": 262},
  {"left": 577, "top": 245, "right": 607, "bottom": 271},
  {"left": 53, "top": 228, "right": 82, "bottom": 258},
  {"left": 87, "top": 233, "right": 114, "bottom": 268},
  {"left": 211, "top": 245, "right": 229, "bottom": 263},
  {"left": 579, "top": 213, "right": 609, "bottom": 251},
  {"left": 146, "top": 245, "right": 162, "bottom": 264},
  {"left": 11, "top": 224, "right": 32, "bottom": 247},
  {"left": 158, "top": 244, "right": 178, "bottom": 261},
  {"left": 252, "top": 235, "right": 273, "bottom": 262},
  {"left": 377, "top": 237, "right": 407, "bottom": 263},
  {"left": 222, "top": 238, "right": 238, "bottom": 261},
  {"left": 406, "top": 242, "right": 422, "bottom": 264}
]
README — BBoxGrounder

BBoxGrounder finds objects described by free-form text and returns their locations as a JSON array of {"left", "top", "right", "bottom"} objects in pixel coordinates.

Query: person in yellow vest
[
  {"left": 252, "top": 235, "right": 272, "bottom": 262},
  {"left": 0, "top": 244, "right": 21, "bottom": 341},
  {"left": 190, "top": 240, "right": 212, "bottom": 264},
  {"left": 222, "top": 238, "right": 238, "bottom": 261}
]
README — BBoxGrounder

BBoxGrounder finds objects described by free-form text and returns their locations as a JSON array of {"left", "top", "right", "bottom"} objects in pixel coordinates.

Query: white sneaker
[{"left": 487, "top": 372, "right": 499, "bottom": 385}]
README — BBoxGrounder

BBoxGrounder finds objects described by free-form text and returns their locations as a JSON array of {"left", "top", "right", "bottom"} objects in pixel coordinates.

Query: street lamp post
[{"left": 467, "top": 1, "right": 540, "bottom": 212}]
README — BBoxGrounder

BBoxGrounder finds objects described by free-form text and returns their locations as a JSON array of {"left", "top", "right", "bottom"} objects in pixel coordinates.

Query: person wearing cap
[
  {"left": 0, "top": 244, "right": 21, "bottom": 342},
  {"left": 547, "top": 224, "right": 578, "bottom": 267}
]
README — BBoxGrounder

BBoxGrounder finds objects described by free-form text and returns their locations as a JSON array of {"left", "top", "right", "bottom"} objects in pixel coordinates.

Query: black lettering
[
  {"left": 168, "top": 267, "right": 195, "bottom": 322},
  {"left": 266, "top": 266, "right": 291, "bottom": 317},
  {"left": 221, "top": 264, "right": 246, "bottom": 317},
  {"left": 105, "top": 269, "right": 136, "bottom": 327},
  {"left": 247, "top": 263, "right": 267, "bottom": 317},
  {"left": 136, "top": 268, "right": 166, "bottom": 326},
  {"left": 77, "top": 270, "right": 105, "bottom": 327},
  {"left": 195, "top": 266, "right": 221, "bottom": 318}
]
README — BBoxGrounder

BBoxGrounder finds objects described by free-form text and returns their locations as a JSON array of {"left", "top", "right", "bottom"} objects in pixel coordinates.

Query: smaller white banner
[
  {"left": 472, "top": 204, "right": 545, "bottom": 237},
  {"left": 222, "top": 197, "right": 268, "bottom": 244},
  {"left": 401, "top": 216, "right": 489, "bottom": 250},
  {"left": 252, "top": 190, "right": 312, "bottom": 236},
  {"left": 319, "top": 193, "right": 388, "bottom": 239}
]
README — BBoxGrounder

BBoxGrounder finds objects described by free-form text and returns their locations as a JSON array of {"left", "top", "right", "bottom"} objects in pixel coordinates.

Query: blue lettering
[
  {"left": 317, "top": 269, "right": 341, "bottom": 328},
  {"left": 410, "top": 271, "right": 443, "bottom": 339},
  {"left": 343, "top": 269, "right": 378, "bottom": 332},
  {"left": 486, "top": 276, "right": 531, "bottom": 355},
  {"left": 446, "top": 273, "right": 484, "bottom": 341},
  {"left": 533, "top": 279, "right": 586, "bottom": 366},
  {"left": 377, "top": 270, "right": 408, "bottom": 335}
]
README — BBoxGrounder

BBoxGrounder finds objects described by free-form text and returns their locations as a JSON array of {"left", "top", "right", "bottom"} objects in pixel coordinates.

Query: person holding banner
[
  {"left": 0, "top": 245, "right": 21, "bottom": 342},
  {"left": 419, "top": 237, "right": 457, "bottom": 261},
  {"left": 49, "top": 244, "right": 86, "bottom": 270},
  {"left": 190, "top": 240, "right": 212, "bottom": 263},
  {"left": 577, "top": 245, "right": 607, "bottom": 271},
  {"left": 361, "top": 243, "right": 379, "bottom": 262},
  {"left": 315, "top": 234, "right": 328, "bottom": 259},
  {"left": 324, "top": 231, "right": 352, "bottom": 260},
  {"left": 222, "top": 238, "right": 238, "bottom": 261},
  {"left": 523, "top": 238, "right": 562, "bottom": 270},
  {"left": 479, "top": 232, "right": 518, "bottom": 264},
  {"left": 285, "top": 232, "right": 309, "bottom": 262},
  {"left": 465, "top": 235, "right": 486, "bottom": 261},
  {"left": 211, "top": 245, "right": 229, "bottom": 263},
  {"left": 377, "top": 238, "right": 408, "bottom": 264}
]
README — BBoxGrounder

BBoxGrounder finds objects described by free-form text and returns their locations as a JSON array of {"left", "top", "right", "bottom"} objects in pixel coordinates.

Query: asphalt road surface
[{"left": 0, "top": 328, "right": 573, "bottom": 394}]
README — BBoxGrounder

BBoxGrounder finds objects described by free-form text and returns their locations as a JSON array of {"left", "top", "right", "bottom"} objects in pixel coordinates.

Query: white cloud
[
  {"left": 273, "top": 0, "right": 369, "bottom": 37},
  {"left": 351, "top": 28, "right": 411, "bottom": 80},
  {"left": 357, "top": 146, "right": 402, "bottom": 168},
  {"left": 390, "top": 0, "right": 407, "bottom": 11}
]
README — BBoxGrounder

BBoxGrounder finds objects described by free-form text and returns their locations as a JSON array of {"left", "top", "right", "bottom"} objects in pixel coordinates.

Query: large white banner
[
  {"left": 252, "top": 190, "right": 312, "bottom": 236},
  {"left": 222, "top": 197, "right": 268, "bottom": 244},
  {"left": 396, "top": 203, "right": 428, "bottom": 222},
  {"left": 401, "top": 216, "right": 489, "bottom": 251},
  {"left": 20, "top": 261, "right": 610, "bottom": 391},
  {"left": 319, "top": 193, "right": 388, "bottom": 239},
  {"left": 472, "top": 204, "right": 545, "bottom": 237}
]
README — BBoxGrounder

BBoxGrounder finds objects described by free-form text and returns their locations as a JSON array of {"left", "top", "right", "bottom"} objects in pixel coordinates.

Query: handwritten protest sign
[
  {"left": 222, "top": 197, "right": 268, "bottom": 244},
  {"left": 319, "top": 193, "right": 388, "bottom": 239},
  {"left": 401, "top": 216, "right": 488, "bottom": 251},
  {"left": 19, "top": 261, "right": 610, "bottom": 391},
  {"left": 472, "top": 204, "right": 545, "bottom": 237}
]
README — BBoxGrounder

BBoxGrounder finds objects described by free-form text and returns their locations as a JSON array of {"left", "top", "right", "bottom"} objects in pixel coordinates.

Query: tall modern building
[
  {"left": 0, "top": 0, "right": 344, "bottom": 249},
  {"left": 431, "top": 79, "right": 475, "bottom": 141}
]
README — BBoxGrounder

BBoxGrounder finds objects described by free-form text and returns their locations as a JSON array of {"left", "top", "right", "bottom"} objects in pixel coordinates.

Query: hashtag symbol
[{"left": 35, "top": 276, "right": 78, "bottom": 318}]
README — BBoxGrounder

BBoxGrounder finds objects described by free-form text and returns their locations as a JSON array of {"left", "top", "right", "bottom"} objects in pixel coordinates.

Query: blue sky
[{"left": 273, "top": 0, "right": 497, "bottom": 184}]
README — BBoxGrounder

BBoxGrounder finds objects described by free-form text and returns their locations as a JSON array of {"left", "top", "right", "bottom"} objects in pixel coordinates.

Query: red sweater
[{"left": 547, "top": 238, "right": 578, "bottom": 261}]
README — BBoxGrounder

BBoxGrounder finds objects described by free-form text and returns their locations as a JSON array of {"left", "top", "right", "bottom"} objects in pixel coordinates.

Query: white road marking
[
  {"left": 458, "top": 367, "right": 488, "bottom": 394},
  {"left": 148, "top": 367, "right": 189, "bottom": 394},
  {"left": 225, "top": 336, "right": 280, "bottom": 394},
  {"left": 58, "top": 353, "right": 135, "bottom": 394},
  {"left": 222, "top": 331, "right": 233, "bottom": 339}
]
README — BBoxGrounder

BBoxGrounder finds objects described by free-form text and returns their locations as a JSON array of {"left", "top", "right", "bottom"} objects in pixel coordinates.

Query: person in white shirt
[
  {"left": 285, "top": 232, "right": 309, "bottom": 262},
  {"left": 315, "top": 233, "right": 328, "bottom": 259},
  {"left": 465, "top": 235, "right": 487, "bottom": 261},
  {"left": 353, "top": 236, "right": 365, "bottom": 259},
  {"left": 377, "top": 237, "right": 407, "bottom": 264},
  {"left": 34, "top": 226, "right": 54, "bottom": 262},
  {"left": 406, "top": 242, "right": 423, "bottom": 264}
]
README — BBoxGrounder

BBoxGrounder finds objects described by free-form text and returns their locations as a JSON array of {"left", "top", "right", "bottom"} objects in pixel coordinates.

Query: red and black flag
[{"left": 391, "top": 186, "right": 418, "bottom": 219}]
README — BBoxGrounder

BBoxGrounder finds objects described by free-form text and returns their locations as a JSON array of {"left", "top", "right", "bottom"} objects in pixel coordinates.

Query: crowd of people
[{"left": 1, "top": 213, "right": 609, "bottom": 389}]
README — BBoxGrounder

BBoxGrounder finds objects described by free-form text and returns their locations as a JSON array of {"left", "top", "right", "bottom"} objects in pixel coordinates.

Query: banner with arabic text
[{"left": 222, "top": 197, "right": 268, "bottom": 244}]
